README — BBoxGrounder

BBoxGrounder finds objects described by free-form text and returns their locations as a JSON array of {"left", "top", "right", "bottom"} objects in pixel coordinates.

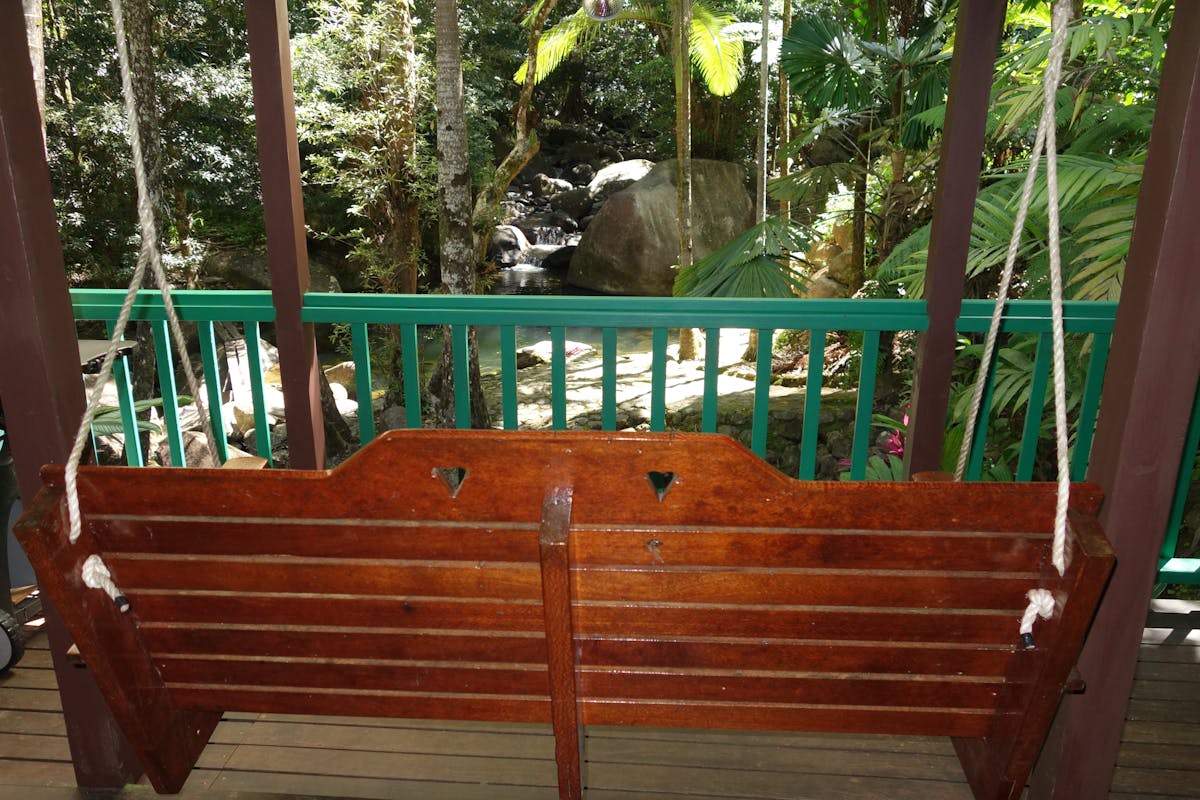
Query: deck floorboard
[{"left": 0, "top": 602, "right": 1196, "bottom": 798}]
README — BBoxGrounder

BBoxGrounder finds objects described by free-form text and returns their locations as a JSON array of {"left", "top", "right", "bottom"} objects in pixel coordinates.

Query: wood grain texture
[
  {"left": 15, "top": 429, "right": 1114, "bottom": 799},
  {"left": 11, "top": 489, "right": 221, "bottom": 792},
  {"left": 539, "top": 488, "right": 583, "bottom": 800}
]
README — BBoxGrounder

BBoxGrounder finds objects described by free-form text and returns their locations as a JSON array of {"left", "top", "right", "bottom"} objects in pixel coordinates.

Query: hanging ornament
[{"left": 582, "top": 0, "right": 623, "bottom": 22}]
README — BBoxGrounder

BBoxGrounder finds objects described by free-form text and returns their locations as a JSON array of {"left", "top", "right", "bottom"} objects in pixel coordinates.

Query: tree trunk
[
  {"left": 850, "top": 169, "right": 867, "bottom": 291},
  {"left": 755, "top": 0, "right": 770, "bottom": 225},
  {"left": 120, "top": 0, "right": 164, "bottom": 463},
  {"left": 430, "top": 0, "right": 490, "bottom": 429},
  {"left": 776, "top": 0, "right": 792, "bottom": 223},
  {"left": 23, "top": 0, "right": 45, "bottom": 133},
  {"left": 743, "top": 0, "right": 773, "bottom": 365},
  {"left": 674, "top": 0, "right": 698, "bottom": 362},
  {"left": 471, "top": 0, "right": 559, "bottom": 265},
  {"left": 380, "top": 0, "right": 421, "bottom": 295}
]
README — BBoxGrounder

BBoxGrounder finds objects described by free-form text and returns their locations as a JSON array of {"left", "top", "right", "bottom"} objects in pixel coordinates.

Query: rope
[
  {"left": 1019, "top": 588, "right": 1056, "bottom": 649},
  {"left": 1042, "top": 2, "right": 1073, "bottom": 577},
  {"left": 948, "top": 0, "right": 1073, "bottom": 641},
  {"left": 81, "top": 555, "right": 130, "bottom": 613},
  {"left": 64, "top": 0, "right": 222, "bottom": 606},
  {"left": 956, "top": 2, "right": 1073, "bottom": 571}
]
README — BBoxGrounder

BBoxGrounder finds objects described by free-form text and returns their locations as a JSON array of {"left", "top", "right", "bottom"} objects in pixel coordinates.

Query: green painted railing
[{"left": 68, "top": 289, "right": 1198, "bottom": 583}]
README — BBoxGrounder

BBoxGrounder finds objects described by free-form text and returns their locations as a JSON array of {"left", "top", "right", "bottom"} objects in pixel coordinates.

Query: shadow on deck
[{"left": 1, "top": 601, "right": 1196, "bottom": 800}]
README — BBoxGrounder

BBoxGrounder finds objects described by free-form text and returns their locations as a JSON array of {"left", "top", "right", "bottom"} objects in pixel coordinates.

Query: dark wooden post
[
  {"left": 245, "top": 0, "right": 325, "bottom": 470},
  {"left": 904, "top": 0, "right": 1007, "bottom": 476},
  {"left": 1032, "top": 6, "right": 1200, "bottom": 797},
  {"left": 0, "top": 6, "right": 143, "bottom": 789}
]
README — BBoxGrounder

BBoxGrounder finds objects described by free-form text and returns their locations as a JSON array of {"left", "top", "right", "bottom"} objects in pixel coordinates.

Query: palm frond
[
  {"left": 768, "top": 161, "right": 858, "bottom": 206},
  {"left": 781, "top": 15, "right": 879, "bottom": 112},
  {"left": 674, "top": 217, "right": 810, "bottom": 298},
  {"left": 688, "top": 5, "right": 744, "bottom": 97},
  {"left": 514, "top": 9, "right": 600, "bottom": 85},
  {"left": 879, "top": 153, "right": 1141, "bottom": 300}
]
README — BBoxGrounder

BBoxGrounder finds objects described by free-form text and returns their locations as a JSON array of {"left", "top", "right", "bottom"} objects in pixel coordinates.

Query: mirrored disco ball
[{"left": 582, "top": 0, "right": 624, "bottom": 22}]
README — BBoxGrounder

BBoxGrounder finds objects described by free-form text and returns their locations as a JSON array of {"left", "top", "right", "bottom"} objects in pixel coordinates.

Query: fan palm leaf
[
  {"left": 780, "top": 15, "right": 879, "bottom": 112},
  {"left": 674, "top": 217, "right": 810, "bottom": 298}
]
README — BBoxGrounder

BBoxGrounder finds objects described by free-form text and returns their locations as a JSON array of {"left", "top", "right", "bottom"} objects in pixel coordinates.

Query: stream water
[{"left": 426, "top": 239, "right": 667, "bottom": 372}]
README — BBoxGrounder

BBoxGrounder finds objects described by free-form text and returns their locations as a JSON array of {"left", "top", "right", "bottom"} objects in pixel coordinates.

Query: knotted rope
[
  {"left": 1019, "top": 588, "right": 1056, "bottom": 649},
  {"left": 951, "top": 0, "right": 1073, "bottom": 642},
  {"left": 64, "top": 0, "right": 221, "bottom": 607}
]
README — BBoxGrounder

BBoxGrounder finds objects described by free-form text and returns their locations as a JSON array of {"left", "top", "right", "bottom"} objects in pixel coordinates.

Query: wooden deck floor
[{"left": 1, "top": 601, "right": 1197, "bottom": 799}]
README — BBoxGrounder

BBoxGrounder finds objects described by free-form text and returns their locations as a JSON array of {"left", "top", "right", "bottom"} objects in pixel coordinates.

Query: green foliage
[
  {"left": 876, "top": 154, "right": 1145, "bottom": 301},
  {"left": 839, "top": 454, "right": 906, "bottom": 482},
  {"left": 673, "top": 217, "right": 810, "bottom": 298},
  {"left": 91, "top": 396, "right": 185, "bottom": 436},
  {"left": 44, "top": 0, "right": 261, "bottom": 284},
  {"left": 774, "top": 5, "right": 953, "bottom": 283},
  {"left": 781, "top": 16, "right": 878, "bottom": 112},
  {"left": 515, "top": 0, "right": 745, "bottom": 97}
]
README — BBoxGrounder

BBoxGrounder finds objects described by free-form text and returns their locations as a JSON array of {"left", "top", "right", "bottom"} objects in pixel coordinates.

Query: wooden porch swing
[
  {"left": 17, "top": 429, "right": 1113, "bottom": 800},
  {"left": 11, "top": 1, "right": 1115, "bottom": 799}
]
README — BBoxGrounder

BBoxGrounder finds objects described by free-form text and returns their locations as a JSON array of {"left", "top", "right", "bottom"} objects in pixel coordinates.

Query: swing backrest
[{"left": 15, "top": 430, "right": 1113, "bottom": 800}]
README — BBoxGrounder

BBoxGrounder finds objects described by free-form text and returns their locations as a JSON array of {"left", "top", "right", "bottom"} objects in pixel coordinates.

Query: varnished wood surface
[
  {"left": 1, "top": 601, "right": 1196, "bottom": 799},
  {"left": 13, "top": 430, "right": 1115, "bottom": 798}
]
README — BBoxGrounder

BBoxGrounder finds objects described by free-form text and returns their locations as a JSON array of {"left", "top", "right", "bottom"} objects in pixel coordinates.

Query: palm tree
[
  {"left": 774, "top": 8, "right": 951, "bottom": 290},
  {"left": 430, "top": 0, "right": 490, "bottom": 428}
]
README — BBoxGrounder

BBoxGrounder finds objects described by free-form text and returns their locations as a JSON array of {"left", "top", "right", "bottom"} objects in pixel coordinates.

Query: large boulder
[
  {"left": 568, "top": 160, "right": 753, "bottom": 296},
  {"left": 586, "top": 159, "right": 654, "bottom": 205},
  {"left": 201, "top": 247, "right": 343, "bottom": 293},
  {"left": 532, "top": 173, "right": 573, "bottom": 198},
  {"left": 549, "top": 186, "right": 593, "bottom": 221},
  {"left": 488, "top": 224, "right": 530, "bottom": 267}
]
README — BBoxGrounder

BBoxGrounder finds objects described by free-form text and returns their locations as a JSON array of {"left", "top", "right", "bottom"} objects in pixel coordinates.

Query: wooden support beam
[
  {"left": 538, "top": 487, "right": 583, "bottom": 800},
  {"left": 1032, "top": 6, "right": 1200, "bottom": 797},
  {"left": 904, "top": 0, "right": 1006, "bottom": 475},
  {"left": 0, "top": 5, "right": 143, "bottom": 789},
  {"left": 245, "top": 0, "right": 324, "bottom": 469}
]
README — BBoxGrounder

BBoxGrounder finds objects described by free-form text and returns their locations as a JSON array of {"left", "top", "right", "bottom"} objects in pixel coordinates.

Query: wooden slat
[
  {"left": 576, "top": 638, "right": 1011, "bottom": 677},
  {"left": 91, "top": 519, "right": 1048, "bottom": 573},
  {"left": 579, "top": 701, "right": 992, "bottom": 738},
  {"left": 128, "top": 592, "right": 546, "bottom": 631},
  {"left": 126, "top": 592, "right": 1022, "bottom": 646},
  {"left": 572, "top": 569, "right": 1036, "bottom": 609},
  {"left": 141, "top": 626, "right": 547, "bottom": 663},
  {"left": 578, "top": 671, "right": 1002, "bottom": 709},
  {"left": 157, "top": 656, "right": 549, "bottom": 696},
  {"left": 577, "top": 604, "right": 1020, "bottom": 644},
  {"left": 113, "top": 558, "right": 1032, "bottom": 608},
  {"left": 93, "top": 518, "right": 541, "bottom": 560},
  {"left": 168, "top": 687, "right": 550, "bottom": 723},
  {"left": 141, "top": 627, "right": 1011, "bottom": 676},
  {"left": 106, "top": 556, "right": 542, "bottom": 598}
]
